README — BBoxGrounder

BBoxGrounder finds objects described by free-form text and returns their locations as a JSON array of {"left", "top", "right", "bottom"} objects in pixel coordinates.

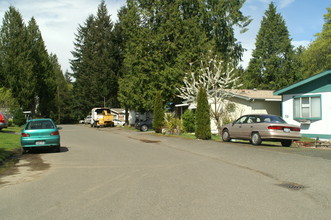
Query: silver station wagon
[{"left": 221, "top": 114, "right": 301, "bottom": 147}]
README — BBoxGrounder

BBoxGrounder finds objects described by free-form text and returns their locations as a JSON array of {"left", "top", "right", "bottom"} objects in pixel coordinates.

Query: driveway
[{"left": 1, "top": 125, "right": 331, "bottom": 219}]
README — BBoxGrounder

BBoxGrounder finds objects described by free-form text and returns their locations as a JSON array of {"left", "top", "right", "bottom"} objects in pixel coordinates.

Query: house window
[{"left": 293, "top": 95, "right": 321, "bottom": 120}]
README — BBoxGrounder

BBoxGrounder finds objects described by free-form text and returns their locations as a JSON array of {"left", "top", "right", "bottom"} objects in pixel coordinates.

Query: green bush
[
  {"left": 182, "top": 110, "right": 195, "bottom": 132},
  {"left": 152, "top": 91, "right": 164, "bottom": 133},
  {"left": 195, "top": 86, "right": 211, "bottom": 140},
  {"left": 13, "top": 108, "right": 26, "bottom": 126},
  {"left": 164, "top": 113, "right": 183, "bottom": 135}
]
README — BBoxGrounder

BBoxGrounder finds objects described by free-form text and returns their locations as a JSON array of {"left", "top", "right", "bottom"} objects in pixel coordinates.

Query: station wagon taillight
[
  {"left": 21, "top": 133, "right": 30, "bottom": 137},
  {"left": 267, "top": 126, "right": 283, "bottom": 130},
  {"left": 50, "top": 131, "right": 59, "bottom": 136},
  {"left": 0, "top": 114, "right": 4, "bottom": 123},
  {"left": 268, "top": 126, "right": 300, "bottom": 132}
]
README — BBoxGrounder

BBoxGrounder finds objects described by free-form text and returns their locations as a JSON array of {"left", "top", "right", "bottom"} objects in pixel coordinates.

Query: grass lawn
[{"left": 0, "top": 126, "right": 22, "bottom": 164}]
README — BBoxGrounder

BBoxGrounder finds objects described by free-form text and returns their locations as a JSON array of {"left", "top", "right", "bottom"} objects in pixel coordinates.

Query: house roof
[
  {"left": 274, "top": 69, "right": 331, "bottom": 95},
  {"left": 231, "top": 89, "right": 281, "bottom": 101},
  {"left": 111, "top": 108, "right": 125, "bottom": 114},
  {"left": 175, "top": 89, "right": 281, "bottom": 107}
]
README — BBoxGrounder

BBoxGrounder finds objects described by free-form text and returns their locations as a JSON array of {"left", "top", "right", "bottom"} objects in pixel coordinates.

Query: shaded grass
[{"left": 0, "top": 126, "right": 22, "bottom": 164}]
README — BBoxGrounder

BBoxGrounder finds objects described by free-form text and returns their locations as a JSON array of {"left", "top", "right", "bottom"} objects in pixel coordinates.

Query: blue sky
[{"left": 0, "top": 0, "right": 330, "bottom": 71}]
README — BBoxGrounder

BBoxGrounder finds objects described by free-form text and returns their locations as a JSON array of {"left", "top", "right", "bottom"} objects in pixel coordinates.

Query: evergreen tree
[
  {"left": 182, "top": 110, "right": 195, "bottom": 133},
  {"left": 71, "top": 1, "right": 119, "bottom": 119},
  {"left": 243, "top": 2, "right": 296, "bottom": 90},
  {"left": 118, "top": 0, "right": 250, "bottom": 112},
  {"left": 50, "top": 54, "right": 73, "bottom": 123},
  {"left": 118, "top": 0, "right": 210, "bottom": 112},
  {"left": 117, "top": 1, "right": 145, "bottom": 112},
  {"left": 152, "top": 91, "right": 164, "bottom": 133},
  {"left": 0, "top": 7, "right": 35, "bottom": 112},
  {"left": 71, "top": 15, "right": 96, "bottom": 119},
  {"left": 27, "top": 17, "right": 57, "bottom": 117},
  {"left": 195, "top": 86, "right": 211, "bottom": 140},
  {"left": 301, "top": 6, "right": 331, "bottom": 78},
  {"left": 92, "top": 0, "right": 119, "bottom": 107},
  {"left": 201, "top": 0, "right": 251, "bottom": 64}
]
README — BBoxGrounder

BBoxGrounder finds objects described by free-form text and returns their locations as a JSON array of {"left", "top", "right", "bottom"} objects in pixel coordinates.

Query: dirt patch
[{"left": 0, "top": 154, "right": 50, "bottom": 187}]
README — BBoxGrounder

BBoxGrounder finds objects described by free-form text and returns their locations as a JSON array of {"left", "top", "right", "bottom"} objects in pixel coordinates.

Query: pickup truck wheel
[
  {"left": 140, "top": 125, "right": 148, "bottom": 132},
  {"left": 251, "top": 132, "right": 262, "bottom": 145}
]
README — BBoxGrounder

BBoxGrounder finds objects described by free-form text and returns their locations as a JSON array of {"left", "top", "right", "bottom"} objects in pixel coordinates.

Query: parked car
[
  {"left": 135, "top": 119, "right": 153, "bottom": 132},
  {"left": 79, "top": 119, "right": 84, "bottom": 124},
  {"left": 21, "top": 118, "right": 61, "bottom": 153},
  {"left": 221, "top": 114, "right": 301, "bottom": 147},
  {"left": 84, "top": 115, "right": 92, "bottom": 124},
  {"left": 113, "top": 119, "right": 125, "bottom": 126},
  {"left": 0, "top": 112, "right": 8, "bottom": 131}
]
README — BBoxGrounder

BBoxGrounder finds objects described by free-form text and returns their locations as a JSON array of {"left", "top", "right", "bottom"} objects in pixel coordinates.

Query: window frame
[{"left": 293, "top": 95, "right": 322, "bottom": 120}]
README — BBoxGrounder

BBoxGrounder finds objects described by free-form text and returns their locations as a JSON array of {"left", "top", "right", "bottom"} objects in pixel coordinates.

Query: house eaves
[
  {"left": 274, "top": 69, "right": 331, "bottom": 95},
  {"left": 231, "top": 89, "right": 281, "bottom": 102},
  {"left": 231, "top": 93, "right": 251, "bottom": 101}
]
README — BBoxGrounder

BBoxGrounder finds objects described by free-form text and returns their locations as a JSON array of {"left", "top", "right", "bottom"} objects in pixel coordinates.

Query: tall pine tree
[
  {"left": 71, "top": 1, "right": 119, "bottom": 119},
  {"left": 0, "top": 7, "right": 35, "bottom": 112},
  {"left": 243, "top": 2, "right": 296, "bottom": 90},
  {"left": 27, "top": 17, "right": 57, "bottom": 117},
  {"left": 300, "top": 6, "right": 331, "bottom": 78}
]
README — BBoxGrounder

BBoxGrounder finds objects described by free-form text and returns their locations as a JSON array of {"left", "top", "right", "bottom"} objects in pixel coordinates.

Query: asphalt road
[{"left": 1, "top": 124, "right": 331, "bottom": 219}]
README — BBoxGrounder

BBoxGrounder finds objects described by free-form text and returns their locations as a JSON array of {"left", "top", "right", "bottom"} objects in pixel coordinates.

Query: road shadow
[
  {"left": 227, "top": 140, "right": 285, "bottom": 148},
  {"left": 24, "top": 146, "right": 69, "bottom": 154}
]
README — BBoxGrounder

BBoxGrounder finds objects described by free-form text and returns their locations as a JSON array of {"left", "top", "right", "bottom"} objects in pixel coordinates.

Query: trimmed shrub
[
  {"left": 13, "top": 108, "right": 26, "bottom": 126},
  {"left": 182, "top": 110, "right": 195, "bottom": 133},
  {"left": 152, "top": 91, "right": 164, "bottom": 133},
  {"left": 195, "top": 86, "right": 211, "bottom": 139}
]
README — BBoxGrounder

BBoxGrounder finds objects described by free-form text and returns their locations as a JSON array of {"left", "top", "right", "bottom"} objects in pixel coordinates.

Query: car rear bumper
[
  {"left": 259, "top": 130, "right": 301, "bottom": 141},
  {"left": 21, "top": 136, "right": 60, "bottom": 148},
  {"left": 0, "top": 122, "right": 8, "bottom": 128}
]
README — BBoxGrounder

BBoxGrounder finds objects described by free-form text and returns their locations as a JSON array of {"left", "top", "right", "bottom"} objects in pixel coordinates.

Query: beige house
[
  {"left": 229, "top": 89, "right": 281, "bottom": 116},
  {"left": 176, "top": 89, "right": 281, "bottom": 133}
]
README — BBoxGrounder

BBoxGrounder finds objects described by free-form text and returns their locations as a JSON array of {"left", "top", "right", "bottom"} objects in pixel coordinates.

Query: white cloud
[
  {"left": 278, "top": 0, "right": 295, "bottom": 9},
  {"left": 292, "top": 40, "right": 311, "bottom": 48}
]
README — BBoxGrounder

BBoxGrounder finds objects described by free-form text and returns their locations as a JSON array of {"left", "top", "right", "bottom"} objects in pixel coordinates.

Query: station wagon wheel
[
  {"left": 281, "top": 140, "right": 292, "bottom": 147},
  {"left": 222, "top": 129, "right": 231, "bottom": 142},
  {"left": 141, "top": 125, "right": 148, "bottom": 132},
  {"left": 251, "top": 132, "right": 262, "bottom": 145}
]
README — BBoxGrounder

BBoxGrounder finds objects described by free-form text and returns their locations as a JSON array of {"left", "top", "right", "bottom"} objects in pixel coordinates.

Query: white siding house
[{"left": 274, "top": 70, "right": 331, "bottom": 140}]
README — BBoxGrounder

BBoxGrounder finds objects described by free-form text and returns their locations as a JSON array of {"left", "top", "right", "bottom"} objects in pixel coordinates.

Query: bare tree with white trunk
[{"left": 177, "top": 55, "right": 242, "bottom": 135}]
